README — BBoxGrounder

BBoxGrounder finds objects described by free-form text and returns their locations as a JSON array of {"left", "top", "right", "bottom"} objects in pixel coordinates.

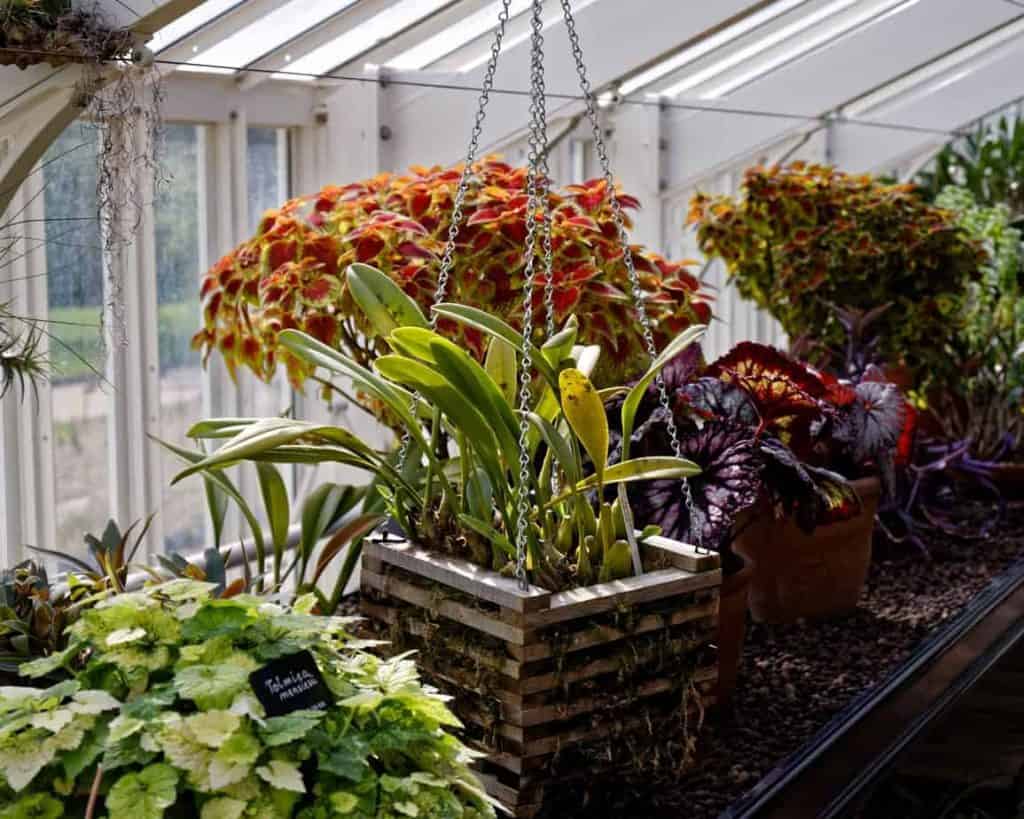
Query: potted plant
[
  {"left": 192, "top": 160, "right": 711, "bottom": 404},
  {"left": 688, "top": 161, "right": 985, "bottom": 390},
  {"left": 1, "top": 579, "right": 496, "bottom": 818},
  {"left": 177, "top": 263, "right": 720, "bottom": 816},
  {"left": 623, "top": 342, "right": 909, "bottom": 639}
]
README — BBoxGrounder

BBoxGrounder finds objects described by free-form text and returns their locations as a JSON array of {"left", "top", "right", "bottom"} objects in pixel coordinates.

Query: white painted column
[
  {"left": 0, "top": 174, "right": 57, "bottom": 564},
  {"left": 610, "top": 102, "right": 664, "bottom": 251}
]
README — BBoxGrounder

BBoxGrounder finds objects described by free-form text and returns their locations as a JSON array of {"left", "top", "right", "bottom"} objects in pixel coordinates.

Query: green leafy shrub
[
  {"left": 915, "top": 116, "right": 1024, "bottom": 226},
  {"left": 1, "top": 580, "right": 494, "bottom": 818},
  {"left": 931, "top": 186, "right": 1024, "bottom": 458},
  {"left": 688, "top": 162, "right": 986, "bottom": 385}
]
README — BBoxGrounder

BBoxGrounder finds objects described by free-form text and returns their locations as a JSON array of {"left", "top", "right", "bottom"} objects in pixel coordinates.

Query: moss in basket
[
  {"left": 175, "top": 264, "right": 705, "bottom": 593},
  {"left": 0, "top": 580, "right": 495, "bottom": 819}
]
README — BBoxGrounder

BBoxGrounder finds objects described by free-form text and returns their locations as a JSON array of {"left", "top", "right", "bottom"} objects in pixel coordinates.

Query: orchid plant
[
  {"left": 192, "top": 160, "right": 712, "bottom": 405},
  {"left": 177, "top": 264, "right": 703, "bottom": 592}
]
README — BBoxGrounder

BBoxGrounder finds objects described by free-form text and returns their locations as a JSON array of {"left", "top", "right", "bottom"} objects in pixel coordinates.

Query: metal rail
[{"left": 723, "top": 557, "right": 1024, "bottom": 819}]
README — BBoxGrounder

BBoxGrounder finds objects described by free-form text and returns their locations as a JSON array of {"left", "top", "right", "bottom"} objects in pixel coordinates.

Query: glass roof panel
[
  {"left": 457, "top": 0, "right": 599, "bottom": 72},
  {"left": 697, "top": 0, "right": 922, "bottom": 99},
  {"left": 619, "top": 0, "right": 813, "bottom": 96},
  {"left": 149, "top": 0, "right": 245, "bottom": 53},
  {"left": 188, "top": 0, "right": 359, "bottom": 72},
  {"left": 279, "top": 0, "right": 452, "bottom": 78},
  {"left": 385, "top": 0, "right": 532, "bottom": 71}
]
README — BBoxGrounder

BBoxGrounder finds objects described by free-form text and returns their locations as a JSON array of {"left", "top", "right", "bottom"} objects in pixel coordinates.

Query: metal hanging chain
[
  {"left": 396, "top": 0, "right": 514, "bottom": 471},
  {"left": 513, "top": 0, "right": 551, "bottom": 590},
  {"left": 558, "top": 0, "right": 702, "bottom": 547}
]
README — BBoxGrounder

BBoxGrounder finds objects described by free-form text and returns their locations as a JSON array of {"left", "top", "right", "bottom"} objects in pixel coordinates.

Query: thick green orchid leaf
[
  {"left": 620, "top": 324, "right": 706, "bottom": 460},
  {"left": 346, "top": 262, "right": 429, "bottom": 334}
]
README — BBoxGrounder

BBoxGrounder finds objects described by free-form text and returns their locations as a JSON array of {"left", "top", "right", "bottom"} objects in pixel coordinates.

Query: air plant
[
  {"left": 0, "top": 304, "right": 47, "bottom": 401},
  {"left": 175, "top": 263, "right": 703, "bottom": 592}
]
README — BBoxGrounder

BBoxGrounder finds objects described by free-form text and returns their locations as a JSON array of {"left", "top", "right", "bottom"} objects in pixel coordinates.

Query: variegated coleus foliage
[
  {"left": 193, "top": 159, "right": 712, "bottom": 396},
  {"left": 0, "top": 581, "right": 495, "bottom": 819}
]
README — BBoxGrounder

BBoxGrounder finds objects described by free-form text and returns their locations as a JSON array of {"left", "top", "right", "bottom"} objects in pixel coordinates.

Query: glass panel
[
  {"left": 246, "top": 127, "right": 292, "bottom": 417},
  {"left": 188, "top": 0, "right": 358, "bottom": 72},
  {"left": 154, "top": 124, "right": 205, "bottom": 555},
  {"left": 42, "top": 124, "right": 109, "bottom": 556},
  {"left": 149, "top": 0, "right": 246, "bottom": 53},
  {"left": 281, "top": 0, "right": 450, "bottom": 78},
  {"left": 385, "top": 0, "right": 532, "bottom": 71}
]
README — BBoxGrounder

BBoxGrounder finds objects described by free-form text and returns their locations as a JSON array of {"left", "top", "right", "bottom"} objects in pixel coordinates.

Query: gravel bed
[{"left": 568, "top": 507, "right": 1024, "bottom": 818}]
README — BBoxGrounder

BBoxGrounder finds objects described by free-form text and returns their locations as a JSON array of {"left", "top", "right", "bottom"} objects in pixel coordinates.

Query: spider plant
[{"left": 174, "top": 264, "right": 703, "bottom": 591}]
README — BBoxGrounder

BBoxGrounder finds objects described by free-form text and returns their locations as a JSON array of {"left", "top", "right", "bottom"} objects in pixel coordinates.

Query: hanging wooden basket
[{"left": 360, "top": 534, "right": 721, "bottom": 818}]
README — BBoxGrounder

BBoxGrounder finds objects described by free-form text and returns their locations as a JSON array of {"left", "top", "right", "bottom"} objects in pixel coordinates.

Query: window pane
[
  {"left": 154, "top": 124, "right": 205, "bottom": 554},
  {"left": 43, "top": 124, "right": 110, "bottom": 556}
]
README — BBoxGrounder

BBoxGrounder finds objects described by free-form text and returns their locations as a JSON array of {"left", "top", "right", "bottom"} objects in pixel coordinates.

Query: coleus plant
[
  {"left": 192, "top": 159, "right": 712, "bottom": 403},
  {"left": 1, "top": 580, "right": 495, "bottom": 819},
  {"left": 176, "top": 264, "right": 704, "bottom": 592},
  {"left": 622, "top": 341, "right": 911, "bottom": 569},
  {"left": 688, "top": 162, "right": 986, "bottom": 386}
]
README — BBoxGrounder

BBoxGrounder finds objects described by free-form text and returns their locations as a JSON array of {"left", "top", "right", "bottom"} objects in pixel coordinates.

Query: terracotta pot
[
  {"left": 733, "top": 476, "right": 880, "bottom": 624},
  {"left": 988, "top": 462, "right": 1024, "bottom": 499},
  {"left": 715, "top": 561, "right": 751, "bottom": 707}
]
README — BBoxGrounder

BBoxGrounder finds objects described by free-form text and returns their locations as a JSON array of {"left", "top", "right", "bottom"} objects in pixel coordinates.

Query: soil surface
[{"left": 557, "top": 506, "right": 1024, "bottom": 818}]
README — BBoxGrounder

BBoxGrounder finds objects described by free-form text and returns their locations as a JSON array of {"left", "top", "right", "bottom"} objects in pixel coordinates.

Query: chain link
[
  {"left": 513, "top": 0, "right": 550, "bottom": 590},
  {"left": 396, "top": 0, "right": 514, "bottom": 471},
  {"left": 558, "top": 0, "right": 702, "bottom": 547}
]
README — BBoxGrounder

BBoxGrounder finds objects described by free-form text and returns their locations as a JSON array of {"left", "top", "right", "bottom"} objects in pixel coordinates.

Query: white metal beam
[
  {"left": 382, "top": 0, "right": 756, "bottom": 170},
  {"left": 161, "top": 72, "right": 317, "bottom": 126},
  {"left": 81, "top": 0, "right": 202, "bottom": 35},
  {"left": 664, "top": 0, "right": 1019, "bottom": 189}
]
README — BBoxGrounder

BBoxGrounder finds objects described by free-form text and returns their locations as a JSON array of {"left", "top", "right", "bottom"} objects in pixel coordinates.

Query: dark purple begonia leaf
[
  {"left": 631, "top": 420, "right": 763, "bottom": 550},
  {"left": 676, "top": 377, "right": 761, "bottom": 429},
  {"left": 759, "top": 437, "right": 860, "bottom": 532},
  {"left": 834, "top": 380, "right": 906, "bottom": 465}
]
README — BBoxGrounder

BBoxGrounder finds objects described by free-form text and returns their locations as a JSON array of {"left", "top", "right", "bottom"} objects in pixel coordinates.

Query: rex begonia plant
[
  {"left": 621, "top": 341, "right": 911, "bottom": 569},
  {"left": 0, "top": 580, "right": 495, "bottom": 819},
  {"left": 688, "top": 162, "right": 986, "bottom": 386},
  {"left": 193, "top": 159, "right": 711, "bottom": 399}
]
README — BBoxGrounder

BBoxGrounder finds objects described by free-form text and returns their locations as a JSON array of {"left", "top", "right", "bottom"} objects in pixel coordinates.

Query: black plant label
[{"left": 249, "top": 650, "right": 334, "bottom": 717}]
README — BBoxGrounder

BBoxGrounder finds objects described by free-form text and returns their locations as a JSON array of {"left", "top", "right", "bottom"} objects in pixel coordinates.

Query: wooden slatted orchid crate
[{"left": 360, "top": 533, "right": 722, "bottom": 818}]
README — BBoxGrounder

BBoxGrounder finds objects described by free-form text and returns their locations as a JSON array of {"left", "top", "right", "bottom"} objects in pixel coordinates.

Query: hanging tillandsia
[{"left": 1, "top": 1, "right": 165, "bottom": 353}]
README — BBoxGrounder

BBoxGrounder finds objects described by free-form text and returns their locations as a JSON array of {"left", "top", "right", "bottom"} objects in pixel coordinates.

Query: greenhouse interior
[{"left": 3, "top": 0, "right": 1024, "bottom": 817}]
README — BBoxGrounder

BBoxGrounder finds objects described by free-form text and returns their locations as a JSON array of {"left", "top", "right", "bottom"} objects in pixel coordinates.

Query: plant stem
[{"left": 85, "top": 765, "right": 103, "bottom": 819}]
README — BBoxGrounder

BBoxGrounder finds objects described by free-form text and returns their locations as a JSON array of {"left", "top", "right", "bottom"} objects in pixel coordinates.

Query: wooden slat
[
  {"left": 361, "top": 568, "right": 528, "bottom": 645},
  {"left": 525, "top": 568, "right": 722, "bottom": 628},
  {"left": 512, "top": 671, "right": 718, "bottom": 727},
  {"left": 515, "top": 633, "right": 717, "bottom": 695},
  {"left": 365, "top": 540, "right": 552, "bottom": 613},
  {"left": 511, "top": 597, "right": 719, "bottom": 662},
  {"left": 642, "top": 534, "right": 721, "bottom": 572}
]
